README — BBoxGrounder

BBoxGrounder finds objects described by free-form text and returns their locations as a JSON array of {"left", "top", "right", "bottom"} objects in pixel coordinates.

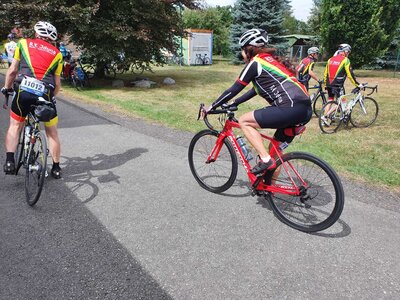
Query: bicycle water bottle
[
  {"left": 236, "top": 136, "right": 253, "bottom": 160},
  {"left": 24, "top": 126, "right": 31, "bottom": 149}
]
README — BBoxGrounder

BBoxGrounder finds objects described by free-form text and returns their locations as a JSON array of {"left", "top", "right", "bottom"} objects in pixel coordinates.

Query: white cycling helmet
[
  {"left": 239, "top": 28, "right": 269, "bottom": 48},
  {"left": 307, "top": 47, "right": 320, "bottom": 55},
  {"left": 338, "top": 43, "right": 351, "bottom": 53},
  {"left": 34, "top": 21, "right": 57, "bottom": 41}
]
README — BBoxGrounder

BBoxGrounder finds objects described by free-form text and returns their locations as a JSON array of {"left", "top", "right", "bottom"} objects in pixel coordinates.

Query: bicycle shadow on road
[
  {"left": 256, "top": 196, "right": 351, "bottom": 238},
  {"left": 58, "top": 148, "right": 148, "bottom": 203}
]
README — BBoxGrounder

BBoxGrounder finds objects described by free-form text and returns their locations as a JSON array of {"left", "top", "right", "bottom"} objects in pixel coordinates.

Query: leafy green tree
[
  {"left": 183, "top": 6, "right": 233, "bottom": 56},
  {"left": 0, "top": 0, "right": 200, "bottom": 75},
  {"left": 320, "top": 0, "right": 400, "bottom": 67},
  {"left": 307, "top": 0, "right": 322, "bottom": 36},
  {"left": 230, "top": 0, "right": 289, "bottom": 63}
]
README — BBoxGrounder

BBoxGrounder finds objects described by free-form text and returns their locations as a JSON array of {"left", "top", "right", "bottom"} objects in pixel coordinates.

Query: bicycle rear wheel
[
  {"left": 15, "top": 128, "right": 25, "bottom": 175},
  {"left": 349, "top": 96, "right": 379, "bottom": 128},
  {"left": 25, "top": 131, "right": 47, "bottom": 206},
  {"left": 312, "top": 93, "right": 326, "bottom": 118},
  {"left": 188, "top": 129, "right": 238, "bottom": 193},
  {"left": 265, "top": 152, "right": 344, "bottom": 232},
  {"left": 319, "top": 101, "right": 343, "bottom": 134}
]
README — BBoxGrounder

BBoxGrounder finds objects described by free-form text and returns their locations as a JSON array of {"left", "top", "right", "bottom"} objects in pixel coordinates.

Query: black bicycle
[
  {"left": 4, "top": 94, "right": 54, "bottom": 206},
  {"left": 308, "top": 81, "right": 328, "bottom": 117}
]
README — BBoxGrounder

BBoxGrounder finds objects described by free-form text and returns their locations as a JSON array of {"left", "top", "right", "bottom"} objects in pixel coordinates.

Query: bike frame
[{"left": 206, "top": 117, "right": 308, "bottom": 196}]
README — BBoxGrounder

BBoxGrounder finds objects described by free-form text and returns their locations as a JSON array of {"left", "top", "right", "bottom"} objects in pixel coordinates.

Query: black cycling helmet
[{"left": 239, "top": 28, "right": 269, "bottom": 48}]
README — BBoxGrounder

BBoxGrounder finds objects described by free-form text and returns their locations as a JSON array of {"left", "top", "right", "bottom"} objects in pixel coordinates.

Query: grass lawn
[{"left": 2, "top": 60, "right": 399, "bottom": 192}]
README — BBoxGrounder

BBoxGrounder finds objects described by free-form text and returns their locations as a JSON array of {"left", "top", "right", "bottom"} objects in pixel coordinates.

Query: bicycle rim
[
  {"left": 25, "top": 132, "right": 47, "bottom": 206},
  {"left": 319, "top": 101, "right": 342, "bottom": 134},
  {"left": 265, "top": 152, "right": 344, "bottom": 232},
  {"left": 188, "top": 130, "right": 238, "bottom": 193},
  {"left": 349, "top": 97, "right": 379, "bottom": 128}
]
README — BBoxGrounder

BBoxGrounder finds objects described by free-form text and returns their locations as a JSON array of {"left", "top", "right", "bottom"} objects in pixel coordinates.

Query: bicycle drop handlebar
[{"left": 198, "top": 103, "right": 238, "bottom": 130}]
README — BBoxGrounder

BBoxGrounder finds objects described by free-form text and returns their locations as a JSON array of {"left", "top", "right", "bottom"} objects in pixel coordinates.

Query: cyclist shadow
[{"left": 58, "top": 148, "right": 148, "bottom": 203}]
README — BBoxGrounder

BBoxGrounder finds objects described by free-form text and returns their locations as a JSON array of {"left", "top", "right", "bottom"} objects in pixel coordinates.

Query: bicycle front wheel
[
  {"left": 265, "top": 152, "right": 344, "bottom": 232},
  {"left": 25, "top": 131, "right": 47, "bottom": 206},
  {"left": 319, "top": 101, "right": 343, "bottom": 134},
  {"left": 188, "top": 129, "right": 238, "bottom": 193},
  {"left": 349, "top": 96, "right": 379, "bottom": 128}
]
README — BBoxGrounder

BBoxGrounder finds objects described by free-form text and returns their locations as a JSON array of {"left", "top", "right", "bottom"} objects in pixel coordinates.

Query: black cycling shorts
[{"left": 254, "top": 100, "right": 312, "bottom": 143}]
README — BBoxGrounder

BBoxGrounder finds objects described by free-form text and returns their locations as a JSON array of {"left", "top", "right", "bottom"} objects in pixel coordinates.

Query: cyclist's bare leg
[
  {"left": 5, "top": 117, "right": 24, "bottom": 152},
  {"left": 44, "top": 125, "right": 61, "bottom": 163},
  {"left": 239, "top": 111, "right": 270, "bottom": 160}
]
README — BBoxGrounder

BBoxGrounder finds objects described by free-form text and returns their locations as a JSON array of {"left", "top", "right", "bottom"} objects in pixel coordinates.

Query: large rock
[
  {"left": 131, "top": 79, "right": 157, "bottom": 88},
  {"left": 163, "top": 77, "right": 176, "bottom": 85}
]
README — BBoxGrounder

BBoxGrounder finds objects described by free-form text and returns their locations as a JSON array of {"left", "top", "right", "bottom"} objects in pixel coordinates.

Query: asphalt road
[{"left": 0, "top": 77, "right": 399, "bottom": 299}]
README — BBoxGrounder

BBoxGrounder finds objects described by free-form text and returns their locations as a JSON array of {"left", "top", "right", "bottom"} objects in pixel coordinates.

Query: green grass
[{"left": 20, "top": 61, "right": 400, "bottom": 192}]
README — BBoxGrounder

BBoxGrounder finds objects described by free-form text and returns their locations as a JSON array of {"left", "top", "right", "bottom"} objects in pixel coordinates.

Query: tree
[
  {"left": 307, "top": 0, "right": 322, "bottom": 36},
  {"left": 282, "top": 10, "right": 310, "bottom": 35},
  {"left": 183, "top": 6, "right": 233, "bottom": 56},
  {"left": 230, "top": 0, "right": 289, "bottom": 63},
  {"left": 320, "top": 0, "right": 400, "bottom": 67},
  {"left": 0, "top": 0, "right": 200, "bottom": 75}
]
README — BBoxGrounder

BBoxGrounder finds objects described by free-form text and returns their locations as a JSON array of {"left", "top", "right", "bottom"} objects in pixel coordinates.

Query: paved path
[{"left": 0, "top": 79, "right": 399, "bottom": 299}]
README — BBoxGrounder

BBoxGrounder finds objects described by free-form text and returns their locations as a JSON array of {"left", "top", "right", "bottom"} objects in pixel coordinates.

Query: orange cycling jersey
[
  {"left": 323, "top": 54, "right": 359, "bottom": 87},
  {"left": 13, "top": 38, "right": 63, "bottom": 88}
]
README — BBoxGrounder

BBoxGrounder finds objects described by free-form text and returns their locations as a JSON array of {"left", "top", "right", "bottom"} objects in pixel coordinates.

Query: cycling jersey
[
  {"left": 296, "top": 56, "right": 316, "bottom": 88},
  {"left": 212, "top": 53, "right": 309, "bottom": 108},
  {"left": 324, "top": 53, "right": 359, "bottom": 87},
  {"left": 4, "top": 41, "right": 17, "bottom": 63},
  {"left": 13, "top": 38, "right": 63, "bottom": 88}
]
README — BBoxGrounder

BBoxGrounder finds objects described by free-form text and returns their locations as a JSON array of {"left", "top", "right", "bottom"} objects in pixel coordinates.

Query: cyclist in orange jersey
[{"left": 1, "top": 21, "right": 63, "bottom": 178}]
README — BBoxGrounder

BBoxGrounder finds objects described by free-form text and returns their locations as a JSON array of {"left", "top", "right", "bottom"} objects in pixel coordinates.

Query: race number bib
[{"left": 20, "top": 77, "right": 45, "bottom": 96}]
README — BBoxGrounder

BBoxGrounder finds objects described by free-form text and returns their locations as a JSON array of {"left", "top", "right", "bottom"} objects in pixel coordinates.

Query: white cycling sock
[{"left": 261, "top": 156, "right": 271, "bottom": 163}]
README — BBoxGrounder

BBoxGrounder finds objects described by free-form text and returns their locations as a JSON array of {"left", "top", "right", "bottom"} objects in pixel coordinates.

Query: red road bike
[{"left": 188, "top": 104, "right": 344, "bottom": 232}]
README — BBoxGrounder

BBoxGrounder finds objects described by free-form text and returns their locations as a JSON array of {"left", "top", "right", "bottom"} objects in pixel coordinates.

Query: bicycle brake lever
[{"left": 197, "top": 103, "right": 205, "bottom": 120}]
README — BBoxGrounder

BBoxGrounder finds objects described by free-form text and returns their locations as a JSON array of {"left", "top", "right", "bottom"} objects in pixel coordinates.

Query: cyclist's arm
[
  {"left": 345, "top": 59, "right": 359, "bottom": 87},
  {"left": 309, "top": 63, "right": 319, "bottom": 82},
  {"left": 54, "top": 75, "right": 61, "bottom": 96},
  {"left": 211, "top": 81, "right": 246, "bottom": 109},
  {"left": 233, "top": 87, "right": 257, "bottom": 105},
  {"left": 4, "top": 59, "right": 19, "bottom": 89}
]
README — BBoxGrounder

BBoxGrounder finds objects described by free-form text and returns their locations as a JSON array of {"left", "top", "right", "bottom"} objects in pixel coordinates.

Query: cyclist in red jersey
[
  {"left": 295, "top": 47, "right": 320, "bottom": 90},
  {"left": 321, "top": 43, "right": 362, "bottom": 124},
  {"left": 323, "top": 43, "right": 361, "bottom": 100},
  {"left": 1, "top": 21, "right": 63, "bottom": 178},
  {"left": 205, "top": 29, "right": 312, "bottom": 175}
]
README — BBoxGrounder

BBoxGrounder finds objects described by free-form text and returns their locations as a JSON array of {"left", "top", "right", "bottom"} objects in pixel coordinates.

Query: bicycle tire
[
  {"left": 195, "top": 58, "right": 202, "bottom": 66},
  {"left": 319, "top": 101, "right": 343, "bottom": 134},
  {"left": 312, "top": 93, "right": 326, "bottom": 118},
  {"left": 25, "top": 131, "right": 47, "bottom": 206},
  {"left": 204, "top": 57, "right": 210, "bottom": 65},
  {"left": 188, "top": 129, "right": 238, "bottom": 193},
  {"left": 15, "top": 128, "right": 25, "bottom": 175},
  {"left": 264, "top": 152, "right": 344, "bottom": 232},
  {"left": 349, "top": 96, "right": 379, "bottom": 128}
]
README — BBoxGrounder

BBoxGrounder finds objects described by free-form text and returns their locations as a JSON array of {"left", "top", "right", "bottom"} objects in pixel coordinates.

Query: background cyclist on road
[
  {"left": 295, "top": 46, "right": 320, "bottom": 91},
  {"left": 204, "top": 28, "right": 312, "bottom": 175},
  {"left": 2, "top": 21, "right": 63, "bottom": 179}
]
